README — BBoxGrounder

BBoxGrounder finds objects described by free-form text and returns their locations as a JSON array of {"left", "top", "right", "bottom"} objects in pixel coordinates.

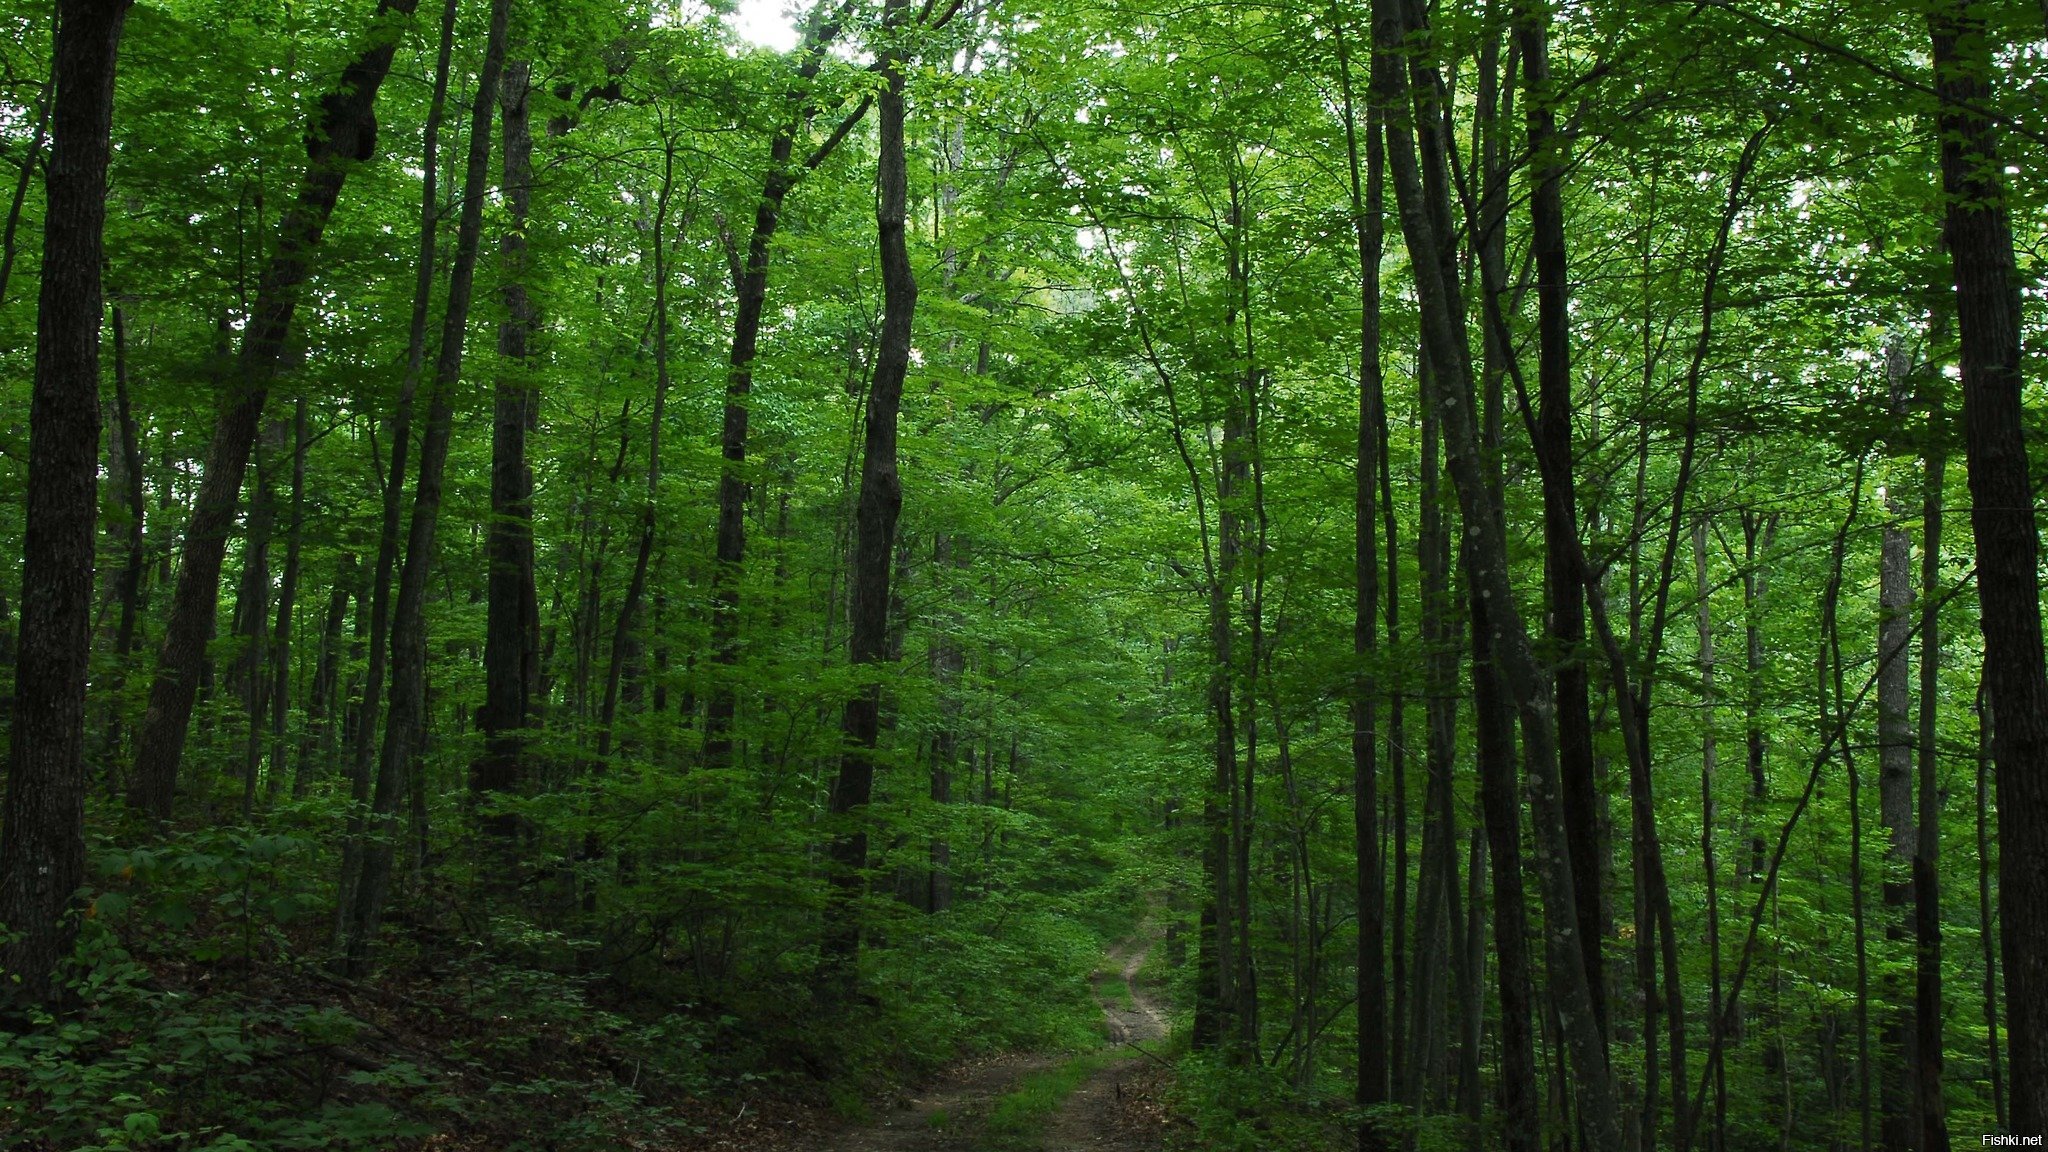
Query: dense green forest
[{"left": 0, "top": 0, "right": 2044, "bottom": 1147}]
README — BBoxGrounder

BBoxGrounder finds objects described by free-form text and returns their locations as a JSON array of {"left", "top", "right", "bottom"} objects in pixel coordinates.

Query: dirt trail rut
[
  {"left": 815, "top": 937, "right": 1171, "bottom": 1151},
  {"left": 1046, "top": 940, "right": 1170, "bottom": 1151}
]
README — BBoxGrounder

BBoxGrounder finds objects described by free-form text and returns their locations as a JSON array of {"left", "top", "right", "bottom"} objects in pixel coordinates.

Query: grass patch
[{"left": 981, "top": 1052, "right": 1116, "bottom": 1150}]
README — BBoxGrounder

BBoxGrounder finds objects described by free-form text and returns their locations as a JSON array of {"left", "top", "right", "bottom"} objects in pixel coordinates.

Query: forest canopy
[{"left": 0, "top": 0, "right": 2044, "bottom": 1148}]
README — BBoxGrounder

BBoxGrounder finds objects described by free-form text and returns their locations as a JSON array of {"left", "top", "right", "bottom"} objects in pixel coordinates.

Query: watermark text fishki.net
[{"left": 1983, "top": 1136, "right": 2046, "bottom": 1147}]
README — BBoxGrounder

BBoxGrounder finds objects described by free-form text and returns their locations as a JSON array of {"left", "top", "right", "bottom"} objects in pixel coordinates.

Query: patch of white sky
[{"left": 653, "top": 0, "right": 800, "bottom": 51}]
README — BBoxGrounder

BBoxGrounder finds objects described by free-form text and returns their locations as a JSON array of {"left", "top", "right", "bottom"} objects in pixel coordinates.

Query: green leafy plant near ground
[{"left": 980, "top": 1052, "right": 1115, "bottom": 1150}]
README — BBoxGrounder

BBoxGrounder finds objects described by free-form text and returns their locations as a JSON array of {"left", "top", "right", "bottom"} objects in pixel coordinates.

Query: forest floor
[{"left": 806, "top": 937, "right": 1177, "bottom": 1152}]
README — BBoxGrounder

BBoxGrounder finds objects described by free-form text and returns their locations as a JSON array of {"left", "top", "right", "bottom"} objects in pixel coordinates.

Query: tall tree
[
  {"left": 475, "top": 52, "right": 541, "bottom": 830},
  {"left": 340, "top": 0, "right": 513, "bottom": 973},
  {"left": 126, "top": 0, "right": 424, "bottom": 820},
  {"left": 1925, "top": 0, "right": 2048, "bottom": 1130},
  {"left": 0, "top": 0, "right": 132, "bottom": 1010},
  {"left": 818, "top": 0, "right": 917, "bottom": 995}
]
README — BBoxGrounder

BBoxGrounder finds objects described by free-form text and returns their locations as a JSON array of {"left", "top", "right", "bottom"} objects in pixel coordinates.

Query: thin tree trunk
[
  {"left": 1370, "top": 0, "right": 1621, "bottom": 1139},
  {"left": 1878, "top": 342, "right": 1918, "bottom": 1152},
  {"left": 1474, "top": 584, "right": 1541, "bottom": 1152},
  {"left": 475, "top": 53, "right": 540, "bottom": 831},
  {"left": 1915, "top": 395, "right": 1949, "bottom": 1152},
  {"left": 1977, "top": 689, "right": 2005, "bottom": 1130},
  {"left": 0, "top": 0, "right": 130, "bottom": 1010},
  {"left": 340, "top": 0, "right": 511, "bottom": 975},
  {"left": 818, "top": 0, "right": 916, "bottom": 997},
  {"left": 1332, "top": 4, "right": 1388, "bottom": 1134},
  {"left": 0, "top": 69, "right": 50, "bottom": 308},
  {"left": 1695, "top": 518, "right": 1727, "bottom": 1152},
  {"left": 295, "top": 556, "right": 353, "bottom": 797},
  {"left": 126, "top": 0, "right": 423, "bottom": 820},
  {"left": 266, "top": 396, "right": 307, "bottom": 804},
  {"left": 704, "top": 0, "right": 867, "bottom": 770},
  {"left": 102, "top": 301, "right": 147, "bottom": 776},
  {"left": 1513, "top": 0, "right": 1607, "bottom": 1040},
  {"left": 597, "top": 140, "right": 680, "bottom": 770}
]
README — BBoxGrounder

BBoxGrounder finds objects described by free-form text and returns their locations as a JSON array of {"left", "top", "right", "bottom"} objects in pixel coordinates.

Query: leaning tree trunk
[
  {"left": 818, "top": 0, "right": 916, "bottom": 997},
  {"left": 1926, "top": 0, "right": 2048, "bottom": 1130},
  {"left": 1371, "top": 0, "right": 1621, "bottom": 1139},
  {"left": 127, "top": 0, "right": 423, "bottom": 821},
  {"left": 703, "top": 0, "right": 866, "bottom": 770},
  {"left": 0, "top": 0, "right": 130, "bottom": 1010},
  {"left": 340, "top": 0, "right": 511, "bottom": 975}
]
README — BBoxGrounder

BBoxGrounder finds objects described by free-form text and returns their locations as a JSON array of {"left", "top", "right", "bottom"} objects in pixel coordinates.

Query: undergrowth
[{"left": 0, "top": 824, "right": 1126, "bottom": 1150}]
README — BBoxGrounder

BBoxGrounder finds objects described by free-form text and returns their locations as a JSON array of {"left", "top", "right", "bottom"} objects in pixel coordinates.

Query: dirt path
[
  {"left": 1045, "top": 940, "right": 1171, "bottom": 1151},
  {"left": 812, "top": 937, "right": 1172, "bottom": 1152}
]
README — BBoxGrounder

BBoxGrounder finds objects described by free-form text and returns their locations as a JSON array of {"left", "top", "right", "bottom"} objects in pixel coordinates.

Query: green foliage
[{"left": 981, "top": 1052, "right": 1114, "bottom": 1150}]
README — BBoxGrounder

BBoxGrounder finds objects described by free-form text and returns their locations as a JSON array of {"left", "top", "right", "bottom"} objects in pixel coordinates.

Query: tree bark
[
  {"left": 0, "top": 0, "right": 130, "bottom": 1010},
  {"left": 1877, "top": 339, "right": 1918, "bottom": 1152},
  {"left": 1915, "top": 397, "right": 1949, "bottom": 1152},
  {"left": 1926, "top": 0, "right": 2048, "bottom": 1130},
  {"left": 475, "top": 54, "right": 541, "bottom": 831},
  {"left": 818, "top": 0, "right": 916, "bottom": 997},
  {"left": 1371, "top": 0, "right": 1621, "bottom": 1139},
  {"left": 340, "top": 0, "right": 511, "bottom": 974}
]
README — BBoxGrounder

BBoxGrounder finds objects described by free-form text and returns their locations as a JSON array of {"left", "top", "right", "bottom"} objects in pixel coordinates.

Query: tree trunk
[
  {"left": 1877, "top": 341, "right": 1917, "bottom": 1152},
  {"left": 1371, "top": 0, "right": 1621, "bottom": 1139},
  {"left": 1514, "top": 0, "right": 1607, "bottom": 1039},
  {"left": 1474, "top": 582, "right": 1541, "bottom": 1152},
  {"left": 340, "top": 0, "right": 511, "bottom": 974},
  {"left": 1926, "top": 0, "right": 2048, "bottom": 1129},
  {"left": 1332, "top": 4, "right": 1388, "bottom": 1134},
  {"left": 475, "top": 54, "right": 540, "bottom": 832},
  {"left": 126, "top": 0, "right": 423, "bottom": 820},
  {"left": 818, "top": 0, "right": 916, "bottom": 997},
  {"left": 1915, "top": 397, "right": 1949, "bottom": 1152},
  {"left": 295, "top": 556, "right": 354, "bottom": 797},
  {"left": 0, "top": 0, "right": 130, "bottom": 1010},
  {"left": 266, "top": 396, "right": 308, "bottom": 804},
  {"left": 101, "top": 301, "right": 147, "bottom": 778},
  {"left": 704, "top": 0, "right": 866, "bottom": 770},
  {"left": 0, "top": 58, "right": 50, "bottom": 308},
  {"left": 1695, "top": 518, "right": 1727, "bottom": 1152}
]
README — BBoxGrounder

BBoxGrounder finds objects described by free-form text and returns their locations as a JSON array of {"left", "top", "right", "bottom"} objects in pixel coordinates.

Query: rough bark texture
[
  {"left": 127, "top": 0, "right": 422, "bottom": 820},
  {"left": 0, "top": 0, "right": 130, "bottom": 1010},
  {"left": 1927, "top": 0, "right": 2048, "bottom": 1132},
  {"left": 1915, "top": 420, "right": 1949, "bottom": 1152},
  {"left": 1878, "top": 343, "right": 1916, "bottom": 1152}
]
